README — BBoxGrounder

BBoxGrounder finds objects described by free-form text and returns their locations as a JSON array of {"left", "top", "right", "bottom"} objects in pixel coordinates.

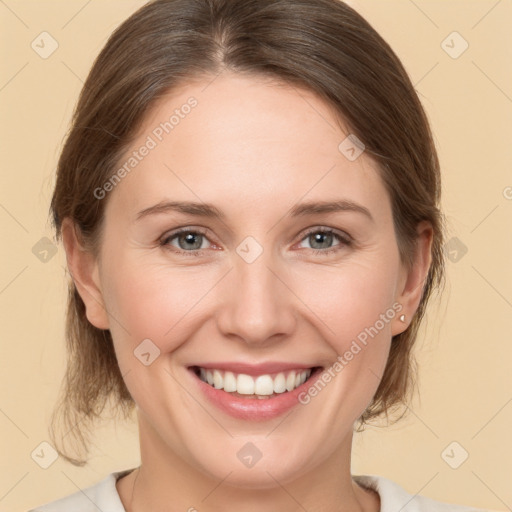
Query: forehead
[{"left": 107, "top": 72, "right": 391, "bottom": 223}]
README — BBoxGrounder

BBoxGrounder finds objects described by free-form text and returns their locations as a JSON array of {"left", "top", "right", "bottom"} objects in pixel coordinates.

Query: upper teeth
[{"left": 198, "top": 368, "right": 313, "bottom": 395}]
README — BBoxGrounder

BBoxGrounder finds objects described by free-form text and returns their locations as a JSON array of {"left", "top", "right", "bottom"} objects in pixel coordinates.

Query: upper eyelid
[{"left": 301, "top": 226, "right": 351, "bottom": 241}]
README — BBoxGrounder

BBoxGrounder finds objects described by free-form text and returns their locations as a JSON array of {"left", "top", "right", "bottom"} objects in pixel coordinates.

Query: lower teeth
[{"left": 225, "top": 390, "right": 281, "bottom": 399}]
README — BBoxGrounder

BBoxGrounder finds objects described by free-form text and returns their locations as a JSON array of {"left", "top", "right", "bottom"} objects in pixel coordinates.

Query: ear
[
  {"left": 61, "top": 218, "right": 110, "bottom": 330},
  {"left": 392, "top": 220, "right": 433, "bottom": 336}
]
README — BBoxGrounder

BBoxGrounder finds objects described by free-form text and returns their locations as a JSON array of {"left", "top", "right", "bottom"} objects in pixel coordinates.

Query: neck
[{"left": 120, "top": 411, "right": 379, "bottom": 512}]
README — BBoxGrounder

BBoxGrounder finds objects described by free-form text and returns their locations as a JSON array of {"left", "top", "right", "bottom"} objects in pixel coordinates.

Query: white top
[{"left": 29, "top": 469, "right": 490, "bottom": 512}]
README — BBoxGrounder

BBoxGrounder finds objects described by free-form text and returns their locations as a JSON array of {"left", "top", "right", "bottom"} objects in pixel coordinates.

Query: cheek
[
  {"left": 101, "top": 256, "right": 220, "bottom": 353},
  {"left": 293, "top": 256, "right": 399, "bottom": 342},
  {"left": 291, "top": 258, "right": 399, "bottom": 409},
  {"left": 276, "top": 262, "right": 397, "bottom": 428}
]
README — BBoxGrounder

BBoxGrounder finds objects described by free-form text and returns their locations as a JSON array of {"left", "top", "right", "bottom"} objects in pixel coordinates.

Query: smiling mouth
[{"left": 190, "top": 365, "right": 323, "bottom": 399}]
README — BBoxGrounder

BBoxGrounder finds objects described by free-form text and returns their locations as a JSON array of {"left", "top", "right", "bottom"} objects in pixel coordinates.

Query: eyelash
[{"left": 159, "top": 226, "right": 352, "bottom": 257}]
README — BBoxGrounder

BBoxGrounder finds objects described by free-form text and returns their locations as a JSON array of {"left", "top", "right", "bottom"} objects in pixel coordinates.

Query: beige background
[{"left": 1, "top": 1, "right": 511, "bottom": 510}]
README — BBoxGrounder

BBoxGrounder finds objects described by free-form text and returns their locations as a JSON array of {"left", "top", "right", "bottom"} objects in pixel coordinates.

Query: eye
[
  {"left": 160, "top": 226, "right": 352, "bottom": 257},
  {"left": 160, "top": 228, "right": 212, "bottom": 256},
  {"left": 297, "top": 227, "right": 352, "bottom": 255}
]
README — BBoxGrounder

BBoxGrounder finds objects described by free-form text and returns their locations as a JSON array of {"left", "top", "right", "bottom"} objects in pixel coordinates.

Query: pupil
[
  {"left": 312, "top": 232, "right": 331, "bottom": 249},
  {"left": 180, "top": 233, "right": 201, "bottom": 250}
]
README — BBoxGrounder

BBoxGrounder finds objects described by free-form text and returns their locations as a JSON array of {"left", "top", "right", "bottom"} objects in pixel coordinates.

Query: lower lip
[{"left": 187, "top": 366, "right": 324, "bottom": 421}]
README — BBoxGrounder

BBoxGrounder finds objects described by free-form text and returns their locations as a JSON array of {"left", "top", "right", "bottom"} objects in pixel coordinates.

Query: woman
[{"left": 30, "top": 0, "right": 486, "bottom": 510}]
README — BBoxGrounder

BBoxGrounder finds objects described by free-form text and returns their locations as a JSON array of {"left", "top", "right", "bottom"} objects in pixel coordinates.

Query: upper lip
[{"left": 189, "top": 361, "right": 322, "bottom": 376}]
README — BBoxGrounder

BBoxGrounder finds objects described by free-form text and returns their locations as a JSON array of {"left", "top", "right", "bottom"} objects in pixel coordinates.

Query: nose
[{"left": 215, "top": 250, "right": 297, "bottom": 347}]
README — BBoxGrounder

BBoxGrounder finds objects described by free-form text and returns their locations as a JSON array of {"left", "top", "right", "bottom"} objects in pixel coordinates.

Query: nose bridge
[{"left": 216, "top": 243, "right": 296, "bottom": 345}]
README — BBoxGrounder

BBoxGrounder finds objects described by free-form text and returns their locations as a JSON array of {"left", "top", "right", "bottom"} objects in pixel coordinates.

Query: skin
[{"left": 62, "top": 71, "right": 432, "bottom": 512}]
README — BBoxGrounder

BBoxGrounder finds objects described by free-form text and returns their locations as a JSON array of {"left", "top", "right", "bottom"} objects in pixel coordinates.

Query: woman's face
[{"left": 82, "top": 72, "right": 423, "bottom": 487}]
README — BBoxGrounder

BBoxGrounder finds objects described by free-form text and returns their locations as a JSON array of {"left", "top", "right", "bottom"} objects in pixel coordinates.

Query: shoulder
[
  {"left": 353, "top": 474, "right": 493, "bottom": 512},
  {"left": 28, "top": 469, "right": 133, "bottom": 512}
]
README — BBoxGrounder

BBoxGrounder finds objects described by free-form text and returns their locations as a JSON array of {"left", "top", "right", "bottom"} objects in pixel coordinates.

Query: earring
[{"left": 399, "top": 314, "right": 406, "bottom": 323}]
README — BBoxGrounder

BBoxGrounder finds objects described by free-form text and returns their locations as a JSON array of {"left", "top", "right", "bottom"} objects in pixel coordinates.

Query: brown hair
[{"left": 49, "top": 0, "right": 446, "bottom": 465}]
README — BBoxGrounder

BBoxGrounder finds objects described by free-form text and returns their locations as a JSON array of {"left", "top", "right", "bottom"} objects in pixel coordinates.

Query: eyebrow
[{"left": 135, "top": 199, "right": 374, "bottom": 223}]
